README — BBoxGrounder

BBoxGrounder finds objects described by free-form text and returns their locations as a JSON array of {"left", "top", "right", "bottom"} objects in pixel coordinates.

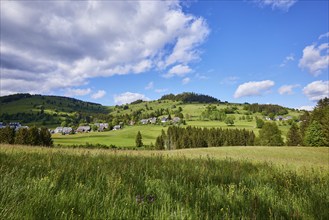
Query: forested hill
[
  {"left": 160, "top": 92, "right": 220, "bottom": 103},
  {"left": 0, "top": 93, "right": 108, "bottom": 114},
  {"left": 0, "top": 93, "right": 111, "bottom": 126}
]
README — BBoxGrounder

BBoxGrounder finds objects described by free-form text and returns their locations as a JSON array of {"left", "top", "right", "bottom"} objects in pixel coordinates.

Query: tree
[
  {"left": 155, "top": 135, "right": 165, "bottom": 150},
  {"left": 27, "top": 126, "right": 40, "bottom": 146},
  {"left": 135, "top": 131, "right": 143, "bottom": 148},
  {"left": 258, "top": 122, "right": 284, "bottom": 146},
  {"left": 39, "top": 127, "right": 53, "bottom": 147},
  {"left": 304, "top": 121, "right": 325, "bottom": 146},
  {"left": 224, "top": 116, "right": 235, "bottom": 126},
  {"left": 15, "top": 128, "right": 29, "bottom": 145},
  {"left": 255, "top": 117, "right": 265, "bottom": 129},
  {"left": 286, "top": 123, "right": 302, "bottom": 146},
  {"left": 0, "top": 126, "right": 15, "bottom": 144}
]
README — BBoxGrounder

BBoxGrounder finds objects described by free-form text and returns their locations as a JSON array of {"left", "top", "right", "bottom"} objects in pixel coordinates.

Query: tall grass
[{"left": 0, "top": 149, "right": 328, "bottom": 219}]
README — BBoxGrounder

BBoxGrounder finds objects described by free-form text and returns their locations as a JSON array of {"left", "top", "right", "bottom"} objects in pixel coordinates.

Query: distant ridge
[{"left": 160, "top": 92, "right": 220, "bottom": 103}]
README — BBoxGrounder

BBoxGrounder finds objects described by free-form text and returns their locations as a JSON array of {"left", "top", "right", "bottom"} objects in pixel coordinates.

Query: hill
[
  {"left": 160, "top": 92, "right": 220, "bottom": 103},
  {"left": 0, "top": 93, "right": 109, "bottom": 126}
]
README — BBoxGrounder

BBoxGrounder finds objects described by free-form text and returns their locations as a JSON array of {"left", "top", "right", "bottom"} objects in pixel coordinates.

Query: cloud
[
  {"left": 220, "top": 76, "right": 239, "bottom": 85},
  {"left": 65, "top": 88, "right": 91, "bottom": 96},
  {"left": 303, "top": 80, "right": 329, "bottom": 101},
  {"left": 298, "top": 106, "right": 315, "bottom": 111},
  {"left": 182, "top": 77, "right": 191, "bottom": 85},
  {"left": 234, "top": 80, "right": 275, "bottom": 98},
  {"left": 91, "top": 90, "right": 106, "bottom": 99},
  {"left": 319, "top": 32, "right": 329, "bottom": 40},
  {"left": 0, "top": 1, "right": 209, "bottom": 95},
  {"left": 114, "top": 92, "right": 150, "bottom": 105},
  {"left": 164, "top": 64, "right": 192, "bottom": 78},
  {"left": 254, "top": 0, "right": 297, "bottom": 11},
  {"left": 280, "top": 54, "right": 295, "bottom": 67},
  {"left": 299, "top": 33, "right": 329, "bottom": 76},
  {"left": 278, "top": 84, "right": 299, "bottom": 95},
  {"left": 145, "top": 81, "right": 154, "bottom": 90}
]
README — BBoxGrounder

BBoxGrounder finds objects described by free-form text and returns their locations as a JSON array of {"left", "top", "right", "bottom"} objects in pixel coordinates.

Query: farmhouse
[
  {"left": 113, "top": 125, "right": 121, "bottom": 130},
  {"left": 140, "top": 119, "right": 149, "bottom": 125},
  {"left": 54, "top": 127, "right": 73, "bottom": 134},
  {"left": 161, "top": 117, "right": 169, "bottom": 123},
  {"left": 172, "top": 117, "right": 181, "bottom": 123},
  {"left": 94, "top": 123, "right": 109, "bottom": 131},
  {"left": 76, "top": 126, "right": 91, "bottom": 133}
]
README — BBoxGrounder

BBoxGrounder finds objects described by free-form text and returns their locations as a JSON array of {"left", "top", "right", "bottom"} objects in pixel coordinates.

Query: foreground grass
[{"left": 0, "top": 145, "right": 328, "bottom": 219}]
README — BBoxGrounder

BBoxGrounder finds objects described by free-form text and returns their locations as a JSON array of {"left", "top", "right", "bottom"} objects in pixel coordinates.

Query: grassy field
[
  {"left": 0, "top": 145, "right": 328, "bottom": 219},
  {"left": 53, "top": 125, "right": 167, "bottom": 147}
]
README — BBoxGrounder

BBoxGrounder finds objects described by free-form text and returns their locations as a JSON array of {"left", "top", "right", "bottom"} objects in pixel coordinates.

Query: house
[
  {"left": 274, "top": 116, "right": 284, "bottom": 121},
  {"left": 54, "top": 127, "right": 73, "bottom": 134},
  {"left": 95, "top": 123, "right": 109, "bottom": 131},
  {"left": 9, "top": 122, "right": 21, "bottom": 129},
  {"left": 76, "top": 126, "right": 91, "bottom": 133},
  {"left": 129, "top": 120, "right": 135, "bottom": 126},
  {"left": 161, "top": 117, "right": 169, "bottom": 123},
  {"left": 265, "top": 117, "right": 272, "bottom": 121},
  {"left": 0, "top": 122, "right": 5, "bottom": 129},
  {"left": 140, "top": 119, "right": 149, "bottom": 125},
  {"left": 283, "top": 116, "right": 293, "bottom": 121},
  {"left": 113, "top": 125, "right": 121, "bottom": 130},
  {"left": 15, "top": 125, "right": 29, "bottom": 131},
  {"left": 172, "top": 117, "right": 181, "bottom": 123},
  {"left": 149, "top": 117, "right": 157, "bottom": 124},
  {"left": 54, "top": 127, "right": 63, "bottom": 133}
]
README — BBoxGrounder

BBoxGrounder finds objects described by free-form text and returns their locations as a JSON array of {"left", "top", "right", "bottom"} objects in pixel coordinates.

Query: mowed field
[{"left": 1, "top": 145, "right": 328, "bottom": 219}]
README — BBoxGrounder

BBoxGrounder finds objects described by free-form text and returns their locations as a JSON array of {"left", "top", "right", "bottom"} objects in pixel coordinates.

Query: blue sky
[{"left": 1, "top": 0, "right": 328, "bottom": 109}]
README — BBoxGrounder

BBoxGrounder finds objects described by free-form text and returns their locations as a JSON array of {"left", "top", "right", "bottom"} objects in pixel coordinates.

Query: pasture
[{"left": 0, "top": 145, "right": 328, "bottom": 219}]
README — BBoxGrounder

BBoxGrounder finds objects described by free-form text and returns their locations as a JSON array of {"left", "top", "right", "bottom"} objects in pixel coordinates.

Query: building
[
  {"left": 76, "top": 126, "right": 91, "bottom": 133},
  {"left": 113, "top": 125, "right": 121, "bottom": 130}
]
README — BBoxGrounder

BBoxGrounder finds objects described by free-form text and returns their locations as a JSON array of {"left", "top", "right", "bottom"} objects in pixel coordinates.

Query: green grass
[
  {"left": 0, "top": 145, "right": 328, "bottom": 219},
  {"left": 53, "top": 125, "right": 167, "bottom": 147}
]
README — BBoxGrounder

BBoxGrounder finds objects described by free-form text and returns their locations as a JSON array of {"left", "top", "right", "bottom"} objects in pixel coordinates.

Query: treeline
[
  {"left": 0, "top": 93, "right": 32, "bottom": 103},
  {"left": 160, "top": 92, "right": 220, "bottom": 103},
  {"left": 0, "top": 126, "right": 53, "bottom": 147},
  {"left": 243, "top": 103, "right": 288, "bottom": 115},
  {"left": 155, "top": 126, "right": 255, "bottom": 150},
  {"left": 290, "top": 97, "right": 329, "bottom": 146}
]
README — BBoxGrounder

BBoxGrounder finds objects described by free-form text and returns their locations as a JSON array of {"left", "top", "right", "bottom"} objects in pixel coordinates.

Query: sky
[{"left": 1, "top": 0, "right": 328, "bottom": 110}]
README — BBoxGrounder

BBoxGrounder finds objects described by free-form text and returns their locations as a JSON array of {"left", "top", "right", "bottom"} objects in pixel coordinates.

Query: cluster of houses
[
  {"left": 0, "top": 122, "right": 29, "bottom": 131},
  {"left": 264, "top": 116, "right": 293, "bottom": 121},
  {"left": 140, "top": 116, "right": 181, "bottom": 124},
  {"left": 52, "top": 116, "right": 182, "bottom": 135}
]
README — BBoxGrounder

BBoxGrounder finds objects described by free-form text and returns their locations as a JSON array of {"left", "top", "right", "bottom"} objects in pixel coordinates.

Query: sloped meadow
[{"left": 0, "top": 148, "right": 328, "bottom": 219}]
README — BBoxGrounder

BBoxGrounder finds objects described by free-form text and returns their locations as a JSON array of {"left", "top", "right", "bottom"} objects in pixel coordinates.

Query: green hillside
[
  {"left": 1, "top": 93, "right": 305, "bottom": 147},
  {"left": 0, "top": 93, "right": 109, "bottom": 126}
]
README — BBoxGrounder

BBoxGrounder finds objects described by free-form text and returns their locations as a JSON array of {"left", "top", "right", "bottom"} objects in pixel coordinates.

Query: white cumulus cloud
[
  {"left": 303, "top": 80, "right": 329, "bottom": 101},
  {"left": 298, "top": 105, "right": 315, "bottom": 111},
  {"left": 278, "top": 84, "right": 299, "bottom": 95},
  {"left": 234, "top": 80, "right": 275, "bottom": 98},
  {"left": 299, "top": 33, "right": 329, "bottom": 76},
  {"left": 0, "top": 1, "right": 209, "bottom": 95},
  {"left": 91, "top": 90, "right": 106, "bottom": 99},
  {"left": 164, "top": 64, "right": 192, "bottom": 78},
  {"left": 114, "top": 92, "right": 150, "bottom": 105}
]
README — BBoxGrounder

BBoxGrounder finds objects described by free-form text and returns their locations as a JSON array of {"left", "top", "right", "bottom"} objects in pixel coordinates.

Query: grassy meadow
[{"left": 1, "top": 145, "right": 328, "bottom": 219}]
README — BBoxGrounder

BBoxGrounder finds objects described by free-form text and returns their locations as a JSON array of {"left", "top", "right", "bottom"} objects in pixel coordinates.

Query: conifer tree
[
  {"left": 27, "top": 126, "right": 40, "bottom": 146},
  {"left": 135, "top": 131, "right": 143, "bottom": 148},
  {"left": 259, "top": 122, "right": 284, "bottom": 146},
  {"left": 304, "top": 121, "right": 325, "bottom": 146},
  {"left": 39, "top": 127, "right": 53, "bottom": 147},
  {"left": 286, "top": 123, "right": 302, "bottom": 146},
  {"left": 15, "top": 128, "right": 29, "bottom": 145}
]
